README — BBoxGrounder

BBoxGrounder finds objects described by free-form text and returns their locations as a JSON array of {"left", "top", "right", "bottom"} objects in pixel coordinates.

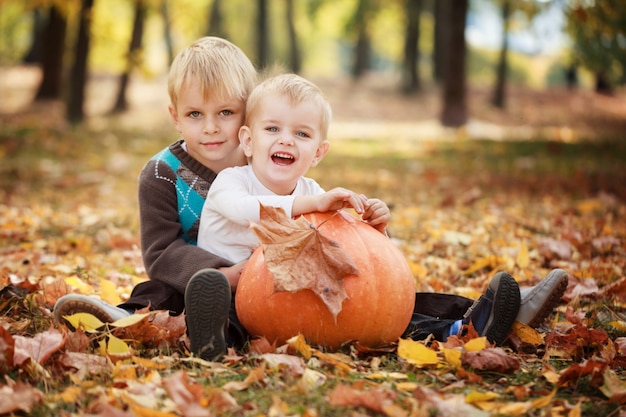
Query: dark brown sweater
[{"left": 138, "top": 140, "right": 232, "bottom": 294}]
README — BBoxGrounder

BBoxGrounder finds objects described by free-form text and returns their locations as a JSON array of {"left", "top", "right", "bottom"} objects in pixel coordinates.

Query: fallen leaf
[
  {"left": 462, "top": 348, "right": 520, "bottom": 373},
  {"left": 249, "top": 205, "right": 359, "bottom": 319},
  {"left": 13, "top": 329, "right": 65, "bottom": 366},
  {"left": 163, "top": 370, "right": 213, "bottom": 417},
  {"left": 397, "top": 338, "right": 439, "bottom": 367},
  {"left": 0, "top": 380, "right": 44, "bottom": 414}
]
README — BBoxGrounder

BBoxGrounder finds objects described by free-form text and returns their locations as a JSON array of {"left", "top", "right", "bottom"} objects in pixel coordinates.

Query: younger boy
[
  {"left": 196, "top": 73, "right": 524, "bottom": 347},
  {"left": 54, "top": 36, "right": 257, "bottom": 361}
]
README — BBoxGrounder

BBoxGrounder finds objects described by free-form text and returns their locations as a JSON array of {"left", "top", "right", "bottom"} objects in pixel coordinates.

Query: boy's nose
[
  {"left": 203, "top": 118, "right": 219, "bottom": 134},
  {"left": 278, "top": 133, "right": 294, "bottom": 145}
]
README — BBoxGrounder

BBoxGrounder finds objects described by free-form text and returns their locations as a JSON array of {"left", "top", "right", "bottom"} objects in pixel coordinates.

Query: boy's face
[
  {"left": 239, "top": 93, "right": 329, "bottom": 195},
  {"left": 169, "top": 79, "right": 246, "bottom": 172}
]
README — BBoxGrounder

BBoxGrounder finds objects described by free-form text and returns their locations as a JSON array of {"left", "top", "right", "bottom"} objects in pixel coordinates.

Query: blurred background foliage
[{"left": 0, "top": 0, "right": 624, "bottom": 125}]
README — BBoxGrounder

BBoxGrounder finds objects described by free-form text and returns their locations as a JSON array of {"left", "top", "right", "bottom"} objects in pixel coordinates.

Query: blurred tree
[
  {"left": 206, "top": 0, "right": 226, "bottom": 38},
  {"left": 491, "top": 0, "right": 541, "bottom": 109},
  {"left": 161, "top": 0, "right": 174, "bottom": 64},
  {"left": 111, "top": 0, "right": 146, "bottom": 113},
  {"left": 432, "top": 0, "right": 450, "bottom": 83},
  {"left": 401, "top": 0, "right": 423, "bottom": 93},
  {"left": 22, "top": 8, "right": 45, "bottom": 64},
  {"left": 257, "top": 0, "right": 270, "bottom": 68},
  {"left": 440, "top": 0, "right": 467, "bottom": 127},
  {"left": 491, "top": 0, "right": 511, "bottom": 109},
  {"left": 566, "top": 0, "right": 626, "bottom": 94},
  {"left": 285, "top": 0, "right": 301, "bottom": 73},
  {"left": 67, "top": 0, "right": 95, "bottom": 123},
  {"left": 348, "top": 0, "right": 374, "bottom": 79},
  {"left": 34, "top": 5, "right": 67, "bottom": 100}
]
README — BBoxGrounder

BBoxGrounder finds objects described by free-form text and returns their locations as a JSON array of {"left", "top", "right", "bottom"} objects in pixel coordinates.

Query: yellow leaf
[
  {"left": 609, "top": 320, "right": 626, "bottom": 331},
  {"left": 516, "top": 240, "right": 529, "bottom": 268},
  {"left": 397, "top": 338, "right": 439, "bottom": 367},
  {"left": 463, "top": 256, "right": 505, "bottom": 275},
  {"left": 64, "top": 276, "right": 93, "bottom": 294},
  {"left": 54, "top": 386, "right": 83, "bottom": 403},
  {"left": 100, "top": 278, "right": 122, "bottom": 306},
  {"left": 531, "top": 387, "right": 557, "bottom": 409},
  {"left": 287, "top": 334, "right": 312, "bottom": 359},
  {"left": 132, "top": 355, "right": 169, "bottom": 370},
  {"left": 64, "top": 312, "right": 105, "bottom": 332},
  {"left": 464, "top": 337, "right": 488, "bottom": 352},
  {"left": 111, "top": 313, "right": 150, "bottom": 328},
  {"left": 466, "top": 390, "right": 500, "bottom": 404},
  {"left": 113, "top": 361, "right": 137, "bottom": 380},
  {"left": 107, "top": 334, "right": 130, "bottom": 356},
  {"left": 511, "top": 321, "right": 544, "bottom": 345},
  {"left": 568, "top": 401, "right": 582, "bottom": 417},
  {"left": 441, "top": 347, "right": 462, "bottom": 368}
]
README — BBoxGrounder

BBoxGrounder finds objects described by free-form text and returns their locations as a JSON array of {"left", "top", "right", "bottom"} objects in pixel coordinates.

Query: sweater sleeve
[{"left": 138, "top": 161, "right": 232, "bottom": 295}]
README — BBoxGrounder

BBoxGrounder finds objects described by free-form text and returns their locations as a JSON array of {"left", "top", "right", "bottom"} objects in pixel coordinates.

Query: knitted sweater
[{"left": 138, "top": 140, "right": 231, "bottom": 294}]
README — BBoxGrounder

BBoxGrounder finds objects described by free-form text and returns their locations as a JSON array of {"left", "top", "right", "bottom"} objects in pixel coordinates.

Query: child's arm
[{"left": 291, "top": 187, "right": 367, "bottom": 217}]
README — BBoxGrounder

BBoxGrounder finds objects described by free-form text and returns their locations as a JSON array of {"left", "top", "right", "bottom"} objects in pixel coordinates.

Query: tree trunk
[
  {"left": 257, "top": 0, "right": 269, "bottom": 69},
  {"left": 66, "top": 0, "right": 94, "bottom": 123},
  {"left": 35, "top": 6, "right": 67, "bottom": 100},
  {"left": 351, "top": 0, "right": 370, "bottom": 79},
  {"left": 286, "top": 0, "right": 301, "bottom": 73},
  {"left": 432, "top": 0, "right": 450, "bottom": 83},
  {"left": 492, "top": 0, "right": 511, "bottom": 109},
  {"left": 440, "top": 0, "right": 468, "bottom": 127},
  {"left": 402, "top": 0, "right": 422, "bottom": 94},
  {"left": 23, "top": 9, "right": 46, "bottom": 64},
  {"left": 161, "top": 0, "right": 175, "bottom": 65},
  {"left": 207, "top": 0, "right": 226, "bottom": 38},
  {"left": 112, "top": 0, "right": 146, "bottom": 113}
]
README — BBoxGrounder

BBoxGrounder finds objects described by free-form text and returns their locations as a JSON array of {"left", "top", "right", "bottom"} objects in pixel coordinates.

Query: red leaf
[{"left": 462, "top": 347, "right": 520, "bottom": 373}]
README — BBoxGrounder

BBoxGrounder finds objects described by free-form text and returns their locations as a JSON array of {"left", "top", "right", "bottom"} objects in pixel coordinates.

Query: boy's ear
[
  {"left": 168, "top": 105, "right": 182, "bottom": 132},
  {"left": 239, "top": 126, "right": 253, "bottom": 157},
  {"left": 311, "top": 141, "right": 330, "bottom": 167}
]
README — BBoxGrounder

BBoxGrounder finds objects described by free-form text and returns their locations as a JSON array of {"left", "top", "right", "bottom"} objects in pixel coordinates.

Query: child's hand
[
  {"left": 316, "top": 187, "right": 367, "bottom": 213},
  {"left": 361, "top": 198, "right": 390, "bottom": 234}
]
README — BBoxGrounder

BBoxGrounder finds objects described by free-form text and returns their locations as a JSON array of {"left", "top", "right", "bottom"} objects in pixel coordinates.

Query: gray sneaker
[
  {"left": 53, "top": 294, "right": 131, "bottom": 329},
  {"left": 184, "top": 269, "right": 231, "bottom": 361},
  {"left": 517, "top": 269, "right": 569, "bottom": 328}
]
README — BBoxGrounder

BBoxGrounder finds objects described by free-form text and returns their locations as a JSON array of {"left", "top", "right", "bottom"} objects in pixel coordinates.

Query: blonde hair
[
  {"left": 168, "top": 37, "right": 256, "bottom": 110},
  {"left": 246, "top": 73, "right": 333, "bottom": 139}
]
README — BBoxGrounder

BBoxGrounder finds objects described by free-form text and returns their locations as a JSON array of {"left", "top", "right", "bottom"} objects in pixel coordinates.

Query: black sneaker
[
  {"left": 462, "top": 272, "right": 521, "bottom": 346},
  {"left": 184, "top": 269, "right": 231, "bottom": 361}
]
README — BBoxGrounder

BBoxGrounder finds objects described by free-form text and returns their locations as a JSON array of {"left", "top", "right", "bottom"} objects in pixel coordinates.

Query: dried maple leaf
[
  {"left": 249, "top": 205, "right": 359, "bottom": 319},
  {"left": 462, "top": 347, "right": 520, "bottom": 373}
]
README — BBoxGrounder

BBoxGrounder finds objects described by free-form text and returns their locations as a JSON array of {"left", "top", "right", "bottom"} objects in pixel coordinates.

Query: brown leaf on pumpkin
[{"left": 249, "top": 205, "right": 359, "bottom": 319}]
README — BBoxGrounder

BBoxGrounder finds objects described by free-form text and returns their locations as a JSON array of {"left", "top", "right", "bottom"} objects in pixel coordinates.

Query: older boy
[{"left": 54, "top": 36, "right": 256, "bottom": 360}]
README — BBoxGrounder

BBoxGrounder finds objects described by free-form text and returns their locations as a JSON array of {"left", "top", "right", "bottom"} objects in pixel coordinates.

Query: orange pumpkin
[{"left": 235, "top": 210, "right": 416, "bottom": 350}]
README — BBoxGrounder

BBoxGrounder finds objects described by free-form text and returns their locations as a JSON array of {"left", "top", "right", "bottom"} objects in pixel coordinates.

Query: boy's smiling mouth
[{"left": 272, "top": 152, "right": 295, "bottom": 165}]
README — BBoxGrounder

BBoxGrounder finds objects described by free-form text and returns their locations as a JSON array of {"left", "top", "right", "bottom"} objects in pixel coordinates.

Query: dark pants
[
  {"left": 120, "top": 282, "right": 475, "bottom": 348},
  {"left": 118, "top": 280, "right": 249, "bottom": 349},
  {"left": 402, "top": 293, "right": 474, "bottom": 341}
]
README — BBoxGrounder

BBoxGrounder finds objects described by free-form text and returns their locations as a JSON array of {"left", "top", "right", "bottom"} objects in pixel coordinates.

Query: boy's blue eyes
[
  {"left": 188, "top": 110, "right": 234, "bottom": 117},
  {"left": 264, "top": 126, "right": 311, "bottom": 138}
]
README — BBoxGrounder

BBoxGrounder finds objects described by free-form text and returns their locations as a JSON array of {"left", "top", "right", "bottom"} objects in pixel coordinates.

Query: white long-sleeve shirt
[{"left": 197, "top": 165, "right": 325, "bottom": 263}]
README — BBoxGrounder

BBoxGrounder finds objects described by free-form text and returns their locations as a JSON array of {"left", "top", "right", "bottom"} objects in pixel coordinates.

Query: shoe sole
[
  {"left": 525, "top": 271, "right": 569, "bottom": 328},
  {"left": 484, "top": 273, "right": 521, "bottom": 346},
  {"left": 185, "top": 270, "right": 231, "bottom": 361},
  {"left": 55, "top": 298, "right": 117, "bottom": 330}
]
